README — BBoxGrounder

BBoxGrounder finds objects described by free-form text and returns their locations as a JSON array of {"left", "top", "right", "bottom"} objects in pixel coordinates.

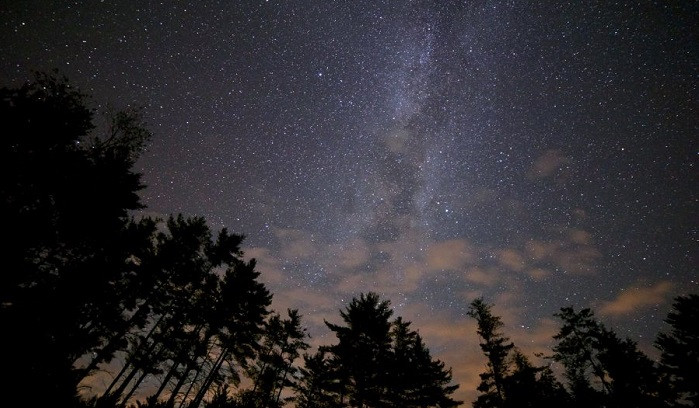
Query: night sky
[{"left": 2, "top": 1, "right": 696, "bottom": 402}]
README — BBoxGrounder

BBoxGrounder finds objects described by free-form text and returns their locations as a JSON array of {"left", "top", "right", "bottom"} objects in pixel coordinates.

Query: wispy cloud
[
  {"left": 526, "top": 149, "right": 571, "bottom": 180},
  {"left": 600, "top": 281, "right": 674, "bottom": 316}
]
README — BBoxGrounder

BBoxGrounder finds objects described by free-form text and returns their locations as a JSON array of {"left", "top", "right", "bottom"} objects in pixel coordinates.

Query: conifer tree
[
  {"left": 656, "top": 294, "right": 699, "bottom": 407},
  {"left": 315, "top": 292, "right": 460, "bottom": 408},
  {"left": 553, "top": 306, "right": 668, "bottom": 408},
  {"left": 467, "top": 298, "right": 514, "bottom": 408},
  {"left": 1, "top": 72, "right": 152, "bottom": 407},
  {"left": 467, "top": 298, "right": 569, "bottom": 408}
]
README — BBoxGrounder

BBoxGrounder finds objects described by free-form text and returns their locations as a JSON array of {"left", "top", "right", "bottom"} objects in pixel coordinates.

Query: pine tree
[
  {"left": 655, "top": 294, "right": 699, "bottom": 407},
  {"left": 0, "top": 71, "right": 152, "bottom": 407},
  {"left": 389, "top": 317, "right": 460, "bottom": 407},
  {"left": 294, "top": 350, "right": 341, "bottom": 408},
  {"left": 551, "top": 307, "right": 607, "bottom": 407},
  {"left": 553, "top": 306, "right": 667, "bottom": 408},
  {"left": 316, "top": 292, "right": 460, "bottom": 408},
  {"left": 467, "top": 298, "right": 569, "bottom": 408},
  {"left": 467, "top": 298, "right": 514, "bottom": 408},
  {"left": 243, "top": 309, "right": 310, "bottom": 408},
  {"left": 325, "top": 293, "right": 394, "bottom": 407}
]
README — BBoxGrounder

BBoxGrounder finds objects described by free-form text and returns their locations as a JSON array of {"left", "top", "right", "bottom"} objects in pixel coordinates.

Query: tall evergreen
[
  {"left": 312, "top": 292, "right": 460, "bottom": 408},
  {"left": 1, "top": 72, "right": 152, "bottom": 407},
  {"left": 467, "top": 298, "right": 514, "bottom": 408},
  {"left": 656, "top": 294, "right": 699, "bottom": 407},
  {"left": 241, "top": 309, "right": 310, "bottom": 408},
  {"left": 294, "top": 350, "right": 341, "bottom": 408},
  {"left": 467, "top": 298, "right": 569, "bottom": 408},
  {"left": 0, "top": 73, "right": 274, "bottom": 408},
  {"left": 553, "top": 306, "right": 668, "bottom": 408}
]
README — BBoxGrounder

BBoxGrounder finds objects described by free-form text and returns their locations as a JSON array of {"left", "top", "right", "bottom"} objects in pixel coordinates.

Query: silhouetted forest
[{"left": 1, "top": 73, "right": 696, "bottom": 408}]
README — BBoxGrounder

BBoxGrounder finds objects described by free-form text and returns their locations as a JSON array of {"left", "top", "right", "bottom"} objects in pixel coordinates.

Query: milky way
[{"left": 2, "top": 1, "right": 696, "bottom": 401}]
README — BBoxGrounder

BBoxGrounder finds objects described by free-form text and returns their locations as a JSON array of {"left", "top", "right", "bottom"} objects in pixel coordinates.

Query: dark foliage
[
  {"left": 656, "top": 294, "right": 699, "bottom": 407},
  {"left": 1, "top": 71, "right": 152, "bottom": 407},
  {"left": 0, "top": 73, "right": 272, "bottom": 408},
  {"left": 300, "top": 292, "right": 461, "bottom": 408},
  {"left": 553, "top": 306, "right": 671, "bottom": 408},
  {"left": 467, "top": 298, "right": 569, "bottom": 408}
]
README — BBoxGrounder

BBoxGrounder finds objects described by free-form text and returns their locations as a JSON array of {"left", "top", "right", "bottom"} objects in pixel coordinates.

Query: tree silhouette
[
  {"left": 386, "top": 317, "right": 460, "bottom": 407},
  {"left": 551, "top": 307, "right": 607, "bottom": 407},
  {"left": 240, "top": 309, "right": 310, "bottom": 408},
  {"left": 1, "top": 71, "right": 152, "bottom": 407},
  {"left": 325, "top": 293, "right": 394, "bottom": 407},
  {"left": 553, "top": 306, "right": 668, "bottom": 408},
  {"left": 1, "top": 73, "right": 276, "bottom": 408},
  {"left": 313, "top": 292, "right": 460, "bottom": 407},
  {"left": 467, "top": 298, "right": 569, "bottom": 408},
  {"left": 294, "top": 350, "right": 340, "bottom": 408},
  {"left": 656, "top": 294, "right": 699, "bottom": 407},
  {"left": 467, "top": 298, "right": 514, "bottom": 408}
]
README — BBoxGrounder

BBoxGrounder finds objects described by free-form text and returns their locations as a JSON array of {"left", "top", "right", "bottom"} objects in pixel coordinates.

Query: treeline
[
  {"left": 1, "top": 73, "right": 696, "bottom": 408},
  {"left": 0, "top": 73, "right": 459, "bottom": 408},
  {"left": 466, "top": 295, "right": 698, "bottom": 408}
]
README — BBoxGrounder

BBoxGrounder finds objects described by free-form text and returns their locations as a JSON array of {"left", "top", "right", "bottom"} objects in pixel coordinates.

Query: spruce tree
[
  {"left": 467, "top": 298, "right": 514, "bottom": 408},
  {"left": 316, "top": 292, "right": 460, "bottom": 407},
  {"left": 656, "top": 294, "right": 699, "bottom": 407}
]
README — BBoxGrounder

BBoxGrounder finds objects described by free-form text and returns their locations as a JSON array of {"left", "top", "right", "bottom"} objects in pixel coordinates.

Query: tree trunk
[
  {"left": 108, "top": 338, "right": 164, "bottom": 403},
  {"left": 188, "top": 347, "right": 228, "bottom": 408},
  {"left": 101, "top": 313, "right": 165, "bottom": 397},
  {"left": 274, "top": 359, "right": 293, "bottom": 405},
  {"left": 77, "top": 299, "right": 152, "bottom": 383},
  {"left": 102, "top": 353, "right": 133, "bottom": 398},
  {"left": 178, "top": 364, "right": 202, "bottom": 408},
  {"left": 165, "top": 364, "right": 192, "bottom": 407},
  {"left": 118, "top": 368, "right": 150, "bottom": 408},
  {"left": 118, "top": 342, "right": 169, "bottom": 407},
  {"left": 150, "top": 360, "right": 180, "bottom": 402},
  {"left": 176, "top": 336, "right": 217, "bottom": 408}
]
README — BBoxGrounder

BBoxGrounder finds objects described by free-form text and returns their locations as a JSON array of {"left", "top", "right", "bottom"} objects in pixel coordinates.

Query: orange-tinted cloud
[
  {"left": 568, "top": 229, "right": 592, "bottom": 245},
  {"left": 527, "top": 149, "right": 571, "bottom": 179},
  {"left": 497, "top": 248, "right": 526, "bottom": 272},
  {"left": 464, "top": 266, "right": 499, "bottom": 286},
  {"left": 523, "top": 230, "right": 601, "bottom": 275},
  {"left": 332, "top": 238, "right": 371, "bottom": 269},
  {"left": 600, "top": 281, "right": 674, "bottom": 316},
  {"left": 426, "top": 239, "right": 476, "bottom": 271},
  {"left": 274, "top": 228, "right": 318, "bottom": 260},
  {"left": 527, "top": 267, "right": 550, "bottom": 280}
]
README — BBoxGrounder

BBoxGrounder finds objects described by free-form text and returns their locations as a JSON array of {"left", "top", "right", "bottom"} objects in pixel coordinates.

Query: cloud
[
  {"left": 464, "top": 266, "right": 499, "bottom": 286},
  {"left": 523, "top": 229, "right": 601, "bottom": 275},
  {"left": 329, "top": 238, "right": 371, "bottom": 270},
  {"left": 527, "top": 149, "right": 571, "bottom": 179},
  {"left": 497, "top": 248, "right": 526, "bottom": 272},
  {"left": 568, "top": 229, "right": 592, "bottom": 245},
  {"left": 274, "top": 228, "right": 318, "bottom": 260},
  {"left": 244, "top": 247, "right": 285, "bottom": 285},
  {"left": 426, "top": 239, "right": 475, "bottom": 271},
  {"left": 600, "top": 281, "right": 674, "bottom": 316},
  {"left": 527, "top": 267, "right": 550, "bottom": 280}
]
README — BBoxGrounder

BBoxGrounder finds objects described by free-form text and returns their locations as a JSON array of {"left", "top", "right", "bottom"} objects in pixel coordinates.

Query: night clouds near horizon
[{"left": 2, "top": 1, "right": 696, "bottom": 401}]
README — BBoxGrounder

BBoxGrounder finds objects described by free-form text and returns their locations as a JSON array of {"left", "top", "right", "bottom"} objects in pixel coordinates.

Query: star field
[{"left": 2, "top": 1, "right": 696, "bottom": 402}]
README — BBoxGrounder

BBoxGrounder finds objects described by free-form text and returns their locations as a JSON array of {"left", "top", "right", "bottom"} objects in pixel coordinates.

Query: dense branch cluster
[
  {"left": 1, "top": 74, "right": 696, "bottom": 408},
  {"left": 467, "top": 297, "right": 698, "bottom": 408}
]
